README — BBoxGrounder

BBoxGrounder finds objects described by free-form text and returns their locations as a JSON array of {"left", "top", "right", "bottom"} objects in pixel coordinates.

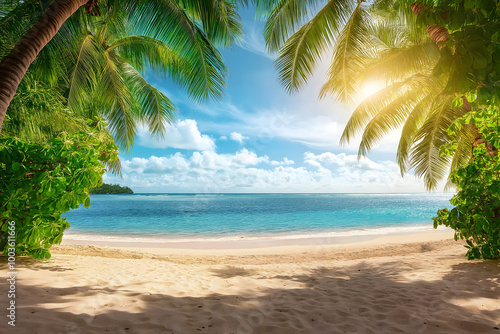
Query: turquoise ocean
[{"left": 62, "top": 193, "right": 453, "bottom": 242}]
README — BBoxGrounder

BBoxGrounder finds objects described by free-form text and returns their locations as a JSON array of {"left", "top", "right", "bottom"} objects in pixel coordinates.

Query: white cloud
[
  {"left": 271, "top": 157, "right": 295, "bottom": 166},
  {"left": 123, "top": 148, "right": 268, "bottom": 175},
  {"left": 219, "top": 135, "right": 228, "bottom": 140},
  {"left": 238, "top": 26, "right": 276, "bottom": 59},
  {"left": 105, "top": 150, "right": 434, "bottom": 194},
  {"left": 229, "top": 132, "right": 249, "bottom": 144},
  {"left": 304, "top": 152, "right": 384, "bottom": 171},
  {"left": 138, "top": 119, "right": 215, "bottom": 151}
]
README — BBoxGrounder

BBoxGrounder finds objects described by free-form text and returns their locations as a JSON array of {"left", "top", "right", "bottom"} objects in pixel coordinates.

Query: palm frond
[
  {"left": 105, "top": 156, "right": 123, "bottom": 176},
  {"left": 357, "top": 83, "right": 431, "bottom": 157},
  {"left": 340, "top": 81, "right": 403, "bottom": 145},
  {"left": 444, "top": 127, "right": 473, "bottom": 190},
  {"left": 371, "top": 0, "right": 419, "bottom": 28},
  {"left": 67, "top": 34, "right": 106, "bottom": 110},
  {"left": 124, "top": 63, "right": 176, "bottom": 137},
  {"left": 0, "top": 0, "right": 44, "bottom": 58},
  {"left": 176, "top": 0, "right": 243, "bottom": 47},
  {"left": 238, "top": 0, "right": 283, "bottom": 17},
  {"left": 275, "top": 0, "right": 354, "bottom": 93},
  {"left": 95, "top": 53, "right": 138, "bottom": 151},
  {"left": 263, "top": 0, "right": 325, "bottom": 52},
  {"left": 410, "top": 95, "right": 467, "bottom": 191},
  {"left": 364, "top": 39, "right": 439, "bottom": 84},
  {"left": 109, "top": 35, "right": 187, "bottom": 77},
  {"left": 123, "top": 0, "right": 227, "bottom": 101},
  {"left": 30, "top": 42, "right": 65, "bottom": 86},
  {"left": 396, "top": 93, "right": 434, "bottom": 175},
  {"left": 340, "top": 73, "right": 442, "bottom": 146},
  {"left": 318, "top": 3, "right": 371, "bottom": 103}
]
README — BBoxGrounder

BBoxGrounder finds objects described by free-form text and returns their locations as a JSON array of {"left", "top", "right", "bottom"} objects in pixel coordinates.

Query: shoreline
[{"left": 60, "top": 229, "right": 456, "bottom": 256}]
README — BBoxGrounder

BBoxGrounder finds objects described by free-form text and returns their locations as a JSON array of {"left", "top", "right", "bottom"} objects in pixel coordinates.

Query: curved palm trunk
[{"left": 0, "top": 0, "right": 89, "bottom": 132}]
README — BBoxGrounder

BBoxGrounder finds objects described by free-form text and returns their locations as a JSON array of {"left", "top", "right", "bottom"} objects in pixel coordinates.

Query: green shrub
[
  {"left": 0, "top": 120, "right": 118, "bottom": 259},
  {"left": 434, "top": 145, "right": 500, "bottom": 260}
]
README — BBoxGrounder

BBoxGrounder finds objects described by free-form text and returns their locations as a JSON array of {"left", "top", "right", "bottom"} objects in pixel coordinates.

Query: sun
[{"left": 359, "top": 81, "right": 385, "bottom": 101}]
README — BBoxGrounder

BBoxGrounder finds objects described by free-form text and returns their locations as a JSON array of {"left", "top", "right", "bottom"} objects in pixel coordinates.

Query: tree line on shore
[{"left": 90, "top": 183, "right": 133, "bottom": 194}]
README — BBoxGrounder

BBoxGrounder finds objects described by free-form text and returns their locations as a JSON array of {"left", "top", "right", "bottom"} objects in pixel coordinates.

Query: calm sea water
[{"left": 62, "top": 193, "right": 453, "bottom": 241}]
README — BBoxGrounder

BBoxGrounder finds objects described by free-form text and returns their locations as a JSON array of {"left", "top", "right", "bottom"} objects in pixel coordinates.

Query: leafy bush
[
  {"left": 0, "top": 120, "right": 118, "bottom": 259},
  {"left": 434, "top": 145, "right": 500, "bottom": 260},
  {"left": 436, "top": 105, "right": 500, "bottom": 260}
]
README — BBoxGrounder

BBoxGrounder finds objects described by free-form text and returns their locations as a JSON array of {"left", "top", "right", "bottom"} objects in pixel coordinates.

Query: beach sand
[{"left": 1, "top": 231, "right": 499, "bottom": 334}]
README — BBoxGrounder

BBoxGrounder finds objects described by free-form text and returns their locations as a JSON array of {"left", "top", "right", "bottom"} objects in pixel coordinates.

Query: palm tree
[
  {"left": 0, "top": 0, "right": 243, "bottom": 139},
  {"left": 38, "top": 0, "right": 241, "bottom": 150},
  {"left": 328, "top": 20, "right": 475, "bottom": 190},
  {"left": 259, "top": 0, "right": 476, "bottom": 190}
]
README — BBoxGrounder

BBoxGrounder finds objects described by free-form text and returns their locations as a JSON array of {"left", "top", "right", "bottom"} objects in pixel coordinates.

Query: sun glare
[{"left": 360, "top": 81, "right": 386, "bottom": 101}]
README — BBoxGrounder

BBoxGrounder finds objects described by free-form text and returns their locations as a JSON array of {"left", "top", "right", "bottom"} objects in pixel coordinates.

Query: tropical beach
[
  {"left": 2, "top": 0, "right": 500, "bottom": 333},
  {"left": 2, "top": 231, "right": 500, "bottom": 334}
]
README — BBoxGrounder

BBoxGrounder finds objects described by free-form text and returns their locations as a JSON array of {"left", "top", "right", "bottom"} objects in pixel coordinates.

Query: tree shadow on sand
[{"left": 3, "top": 256, "right": 500, "bottom": 334}]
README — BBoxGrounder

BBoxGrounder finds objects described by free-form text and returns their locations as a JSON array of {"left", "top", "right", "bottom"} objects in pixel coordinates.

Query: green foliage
[
  {"left": 1, "top": 75, "right": 89, "bottom": 142},
  {"left": 0, "top": 119, "right": 118, "bottom": 259},
  {"left": 260, "top": 0, "right": 473, "bottom": 190},
  {"left": 436, "top": 105, "right": 500, "bottom": 260},
  {"left": 434, "top": 145, "right": 500, "bottom": 260},
  {"left": 1, "top": 0, "right": 244, "bottom": 150},
  {"left": 414, "top": 0, "right": 500, "bottom": 102},
  {"left": 90, "top": 183, "right": 133, "bottom": 194}
]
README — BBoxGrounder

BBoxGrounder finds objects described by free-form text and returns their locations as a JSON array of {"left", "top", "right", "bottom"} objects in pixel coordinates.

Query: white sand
[{"left": 1, "top": 231, "right": 499, "bottom": 334}]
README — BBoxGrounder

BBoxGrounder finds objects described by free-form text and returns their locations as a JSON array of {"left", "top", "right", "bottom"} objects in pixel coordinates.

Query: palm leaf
[
  {"left": 319, "top": 3, "right": 371, "bottom": 103},
  {"left": 122, "top": 0, "right": 227, "bottom": 101},
  {"left": 410, "top": 95, "right": 467, "bottom": 191},
  {"left": 176, "top": 0, "right": 243, "bottom": 47},
  {"left": 95, "top": 53, "right": 138, "bottom": 151},
  {"left": 263, "top": 0, "right": 325, "bottom": 52},
  {"left": 108, "top": 35, "right": 188, "bottom": 78},
  {"left": 340, "top": 73, "right": 441, "bottom": 146},
  {"left": 275, "top": 0, "right": 354, "bottom": 93},
  {"left": 444, "top": 127, "right": 473, "bottom": 190},
  {"left": 67, "top": 34, "right": 106, "bottom": 111},
  {"left": 124, "top": 63, "right": 176, "bottom": 137},
  {"left": 364, "top": 39, "right": 439, "bottom": 84},
  {"left": 357, "top": 83, "right": 431, "bottom": 157},
  {"left": 396, "top": 93, "right": 434, "bottom": 175}
]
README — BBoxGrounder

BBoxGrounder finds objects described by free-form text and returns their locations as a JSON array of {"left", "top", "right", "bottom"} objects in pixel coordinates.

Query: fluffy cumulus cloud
[
  {"left": 229, "top": 132, "right": 249, "bottom": 144},
  {"left": 304, "top": 152, "right": 384, "bottom": 171},
  {"left": 122, "top": 149, "right": 268, "bottom": 174},
  {"left": 138, "top": 119, "right": 215, "bottom": 150},
  {"left": 105, "top": 150, "right": 430, "bottom": 193}
]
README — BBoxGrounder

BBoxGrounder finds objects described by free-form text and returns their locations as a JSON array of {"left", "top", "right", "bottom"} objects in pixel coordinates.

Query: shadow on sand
[{"left": 1, "top": 255, "right": 499, "bottom": 334}]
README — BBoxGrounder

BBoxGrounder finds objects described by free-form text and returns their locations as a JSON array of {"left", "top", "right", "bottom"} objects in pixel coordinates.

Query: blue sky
[{"left": 104, "top": 7, "right": 435, "bottom": 193}]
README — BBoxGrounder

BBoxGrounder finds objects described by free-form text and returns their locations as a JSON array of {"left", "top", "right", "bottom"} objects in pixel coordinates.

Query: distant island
[{"left": 89, "top": 183, "right": 133, "bottom": 194}]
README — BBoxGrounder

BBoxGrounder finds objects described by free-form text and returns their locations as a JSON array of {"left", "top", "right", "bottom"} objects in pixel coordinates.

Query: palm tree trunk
[{"left": 0, "top": 0, "right": 89, "bottom": 132}]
